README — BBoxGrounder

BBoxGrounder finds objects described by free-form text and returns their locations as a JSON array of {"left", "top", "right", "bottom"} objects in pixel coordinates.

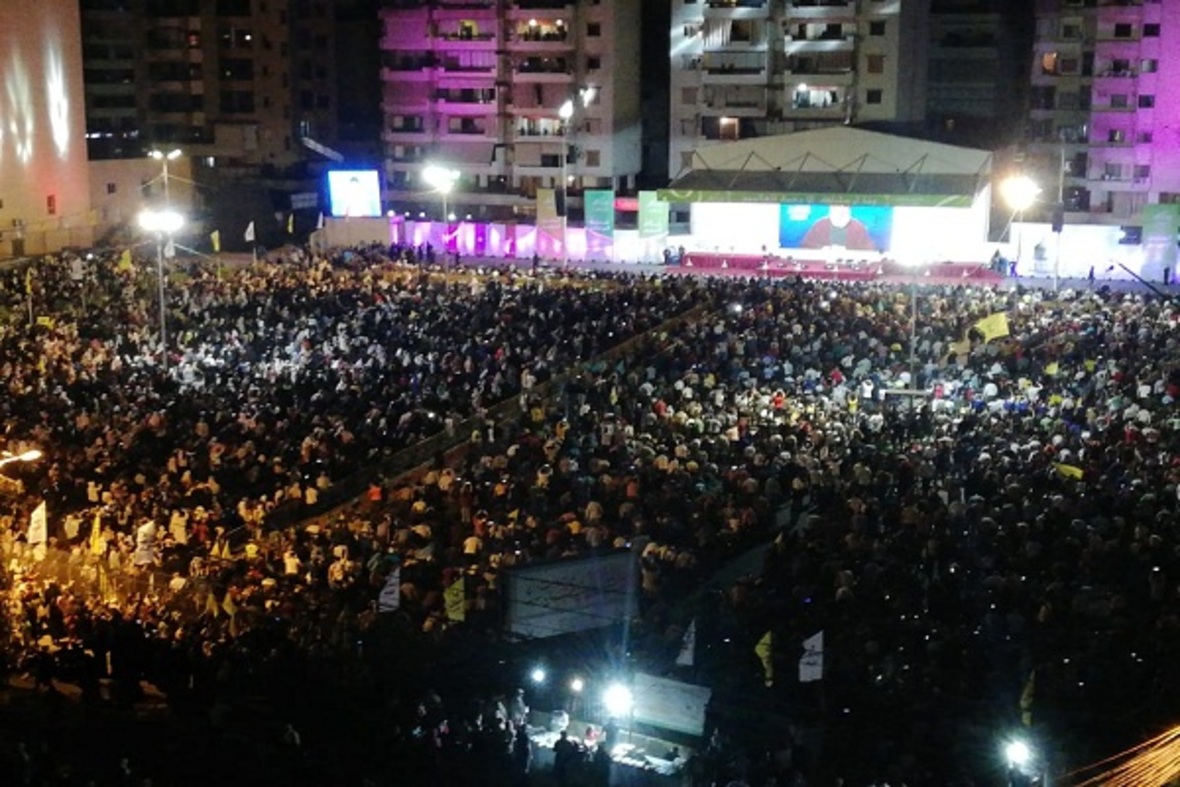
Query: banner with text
[
  {"left": 536, "top": 188, "right": 564, "bottom": 258},
  {"left": 638, "top": 190, "right": 670, "bottom": 240},
  {"left": 1143, "top": 203, "right": 1180, "bottom": 278},
  {"left": 584, "top": 189, "right": 616, "bottom": 257}
]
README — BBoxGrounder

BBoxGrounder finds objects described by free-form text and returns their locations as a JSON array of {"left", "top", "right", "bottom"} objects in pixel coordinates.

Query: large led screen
[
  {"left": 779, "top": 203, "right": 894, "bottom": 252},
  {"left": 328, "top": 170, "right": 382, "bottom": 217}
]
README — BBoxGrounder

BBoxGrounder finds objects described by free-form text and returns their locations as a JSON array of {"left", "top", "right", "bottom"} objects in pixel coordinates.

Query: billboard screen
[
  {"left": 504, "top": 551, "right": 636, "bottom": 640},
  {"left": 779, "top": 203, "right": 893, "bottom": 252},
  {"left": 328, "top": 169, "right": 382, "bottom": 217}
]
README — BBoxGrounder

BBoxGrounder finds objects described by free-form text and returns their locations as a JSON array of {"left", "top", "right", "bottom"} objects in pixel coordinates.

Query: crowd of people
[{"left": 1, "top": 243, "right": 1179, "bottom": 785}]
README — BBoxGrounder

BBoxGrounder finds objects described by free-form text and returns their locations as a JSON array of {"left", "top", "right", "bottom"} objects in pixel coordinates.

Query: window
[
  {"left": 1134, "top": 164, "right": 1151, "bottom": 181},
  {"left": 1141, "top": 59, "right": 1158, "bottom": 73},
  {"left": 587, "top": 23, "right": 601, "bottom": 37},
  {"left": 1041, "top": 52, "right": 1059, "bottom": 75},
  {"left": 106, "top": 183, "right": 117, "bottom": 195},
  {"left": 1110, "top": 94, "right": 1128, "bottom": 108},
  {"left": 1137, "top": 131, "right": 1153, "bottom": 144},
  {"left": 1161, "top": 193, "right": 1180, "bottom": 205},
  {"left": 681, "top": 87, "right": 698, "bottom": 104},
  {"left": 220, "top": 59, "right": 254, "bottom": 80},
  {"left": 301, "top": 90, "right": 313, "bottom": 110},
  {"left": 1114, "top": 23, "right": 1132, "bottom": 38},
  {"left": 867, "top": 54, "right": 884, "bottom": 74},
  {"left": 1059, "top": 57, "right": 1079, "bottom": 74},
  {"left": 1104, "top": 162, "right": 1123, "bottom": 179},
  {"left": 587, "top": 55, "right": 601, "bottom": 70},
  {"left": 219, "top": 90, "right": 255, "bottom": 113},
  {"left": 47, "top": 195, "right": 56, "bottom": 216},
  {"left": 1139, "top": 94, "right": 1155, "bottom": 108},
  {"left": 866, "top": 88, "right": 883, "bottom": 104},
  {"left": 1144, "top": 23, "right": 1160, "bottom": 37},
  {"left": 681, "top": 151, "right": 694, "bottom": 168},
  {"left": 869, "top": 20, "right": 885, "bottom": 36},
  {"left": 316, "top": 94, "right": 330, "bottom": 109},
  {"left": 584, "top": 150, "right": 600, "bottom": 167}
]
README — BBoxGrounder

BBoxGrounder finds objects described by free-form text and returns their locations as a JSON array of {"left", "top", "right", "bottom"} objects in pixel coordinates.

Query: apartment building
[
  {"left": 80, "top": 0, "right": 344, "bottom": 172},
  {"left": 1028, "top": 0, "right": 1180, "bottom": 223},
  {"left": 667, "top": 0, "right": 930, "bottom": 178},
  {"left": 378, "top": 0, "right": 643, "bottom": 221},
  {"left": 927, "top": 0, "right": 1030, "bottom": 145}
]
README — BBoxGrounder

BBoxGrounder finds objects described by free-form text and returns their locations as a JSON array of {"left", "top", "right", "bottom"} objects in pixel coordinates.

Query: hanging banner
[
  {"left": 638, "top": 190, "right": 669, "bottom": 240},
  {"left": 1142, "top": 203, "right": 1180, "bottom": 279},
  {"left": 536, "top": 188, "right": 564, "bottom": 258},
  {"left": 585, "top": 189, "right": 616, "bottom": 258}
]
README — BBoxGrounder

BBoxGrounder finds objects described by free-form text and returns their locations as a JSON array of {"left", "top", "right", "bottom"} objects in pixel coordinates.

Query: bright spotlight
[
  {"left": 138, "top": 209, "right": 184, "bottom": 234},
  {"left": 17, "top": 450, "right": 42, "bottom": 462},
  {"left": 603, "top": 683, "right": 632, "bottom": 717},
  {"left": 1000, "top": 175, "right": 1041, "bottom": 212},
  {"left": 570, "top": 677, "right": 585, "bottom": 693},
  {"left": 530, "top": 667, "right": 546, "bottom": 684},
  {"left": 1005, "top": 740, "right": 1031, "bottom": 767}
]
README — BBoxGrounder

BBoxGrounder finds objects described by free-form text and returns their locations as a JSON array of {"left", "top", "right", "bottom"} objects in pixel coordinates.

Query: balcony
[
  {"left": 700, "top": 99, "right": 767, "bottom": 117},
  {"left": 506, "top": 23, "right": 573, "bottom": 52},
  {"left": 784, "top": 34, "right": 855, "bottom": 52},
  {"left": 1092, "top": 100, "right": 1138, "bottom": 112},
  {"left": 785, "top": 0, "right": 856, "bottom": 20},
  {"left": 701, "top": 52, "right": 768, "bottom": 84},
  {"left": 705, "top": 0, "right": 770, "bottom": 20},
  {"left": 383, "top": 127, "right": 432, "bottom": 143},
  {"left": 512, "top": 58, "right": 573, "bottom": 83},
  {"left": 434, "top": 31, "right": 498, "bottom": 50},
  {"left": 440, "top": 123, "right": 491, "bottom": 139}
]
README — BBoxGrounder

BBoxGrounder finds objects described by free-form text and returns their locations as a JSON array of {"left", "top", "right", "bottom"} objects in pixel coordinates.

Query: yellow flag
[
  {"left": 117, "top": 249, "right": 133, "bottom": 272},
  {"left": 1053, "top": 463, "right": 1084, "bottom": 480},
  {"left": 36, "top": 316, "right": 54, "bottom": 329},
  {"left": 206, "top": 592, "right": 221, "bottom": 618},
  {"left": 755, "top": 631, "right": 773, "bottom": 687},
  {"left": 973, "top": 312, "right": 1010, "bottom": 343},
  {"left": 287, "top": 213, "right": 294, "bottom": 234},
  {"left": 444, "top": 577, "right": 465, "bottom": 622},
  {"left": 90, "top": 512, "right": 104, "bottom": 556},
  {"left": 1020, "top": 670, "right": 1036, "bottom": 726},
  {"left": 1044, "top": 361, "right": 1059, "bottom": 376},
  {"left": 222, "top": 593, "right": 237, "bottom": 618},
  {"left": 24, "top": 267, "right": 33, "bottom": 294},
  {"left": 210, "top": 230, "right": 221, "bottom": 253}
]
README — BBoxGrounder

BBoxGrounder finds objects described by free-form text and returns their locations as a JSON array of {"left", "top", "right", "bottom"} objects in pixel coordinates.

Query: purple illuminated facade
[
  {"left": 378, "top": 0, "right": 642, "bottom": 222},
  {"left": 1029, "top": 0, "right": 1180, "bottom": 223}
]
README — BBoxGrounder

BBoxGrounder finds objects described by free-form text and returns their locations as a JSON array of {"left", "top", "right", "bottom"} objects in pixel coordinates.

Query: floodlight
[{"left": 603, "top": 683, "right": 632, "bottom": 717}]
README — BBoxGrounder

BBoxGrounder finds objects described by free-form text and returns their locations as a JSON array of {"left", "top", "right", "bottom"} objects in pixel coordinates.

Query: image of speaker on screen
[
  {"left": 328, "top": 170, "right": 381, "bottom": 218},
  {"left": 780, "top": 203, "right": 893, "bottom": 252}
]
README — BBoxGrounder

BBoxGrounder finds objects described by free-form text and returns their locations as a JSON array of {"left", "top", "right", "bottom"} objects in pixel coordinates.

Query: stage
[{"left": 676, "top": 252, "right": 1003, "bottom": 284}]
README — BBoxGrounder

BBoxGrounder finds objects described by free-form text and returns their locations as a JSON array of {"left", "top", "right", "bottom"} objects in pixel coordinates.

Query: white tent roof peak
[{"left": 686, "top": 126, "right": 992, "bottom": 178}]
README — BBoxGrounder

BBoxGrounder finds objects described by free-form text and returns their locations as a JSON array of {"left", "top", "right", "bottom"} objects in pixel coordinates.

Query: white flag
[
  {"left": 378, "top": 567, "right": 401, "bottom": 612},
  {"left": 676, "top": 619, "right": 696, "bottom": 667},
  {"left": 244, "top": 221, "right": 256, "bottom": 243},
  {"left": 163, "top": 238, "right": 176, "bottom": 259},
  {"left": 799, "top": 631, "right": 824, "bottom": 683},
  {"left": 27, "top": 501, "right": 47, "bottom": 544},
  {"left": 316, "top": 211, "right": 324, "bottom": 230}
]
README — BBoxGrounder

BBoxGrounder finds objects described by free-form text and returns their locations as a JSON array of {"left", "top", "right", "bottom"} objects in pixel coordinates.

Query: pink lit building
[
  {"left": 1028, "top": 0, "right": 1180, "bottom": 223},
  {"left": 378, "top": 0, "right": 642, "bottom": 223}
]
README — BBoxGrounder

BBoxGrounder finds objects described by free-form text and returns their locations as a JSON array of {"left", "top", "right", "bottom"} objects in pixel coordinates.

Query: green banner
[
  {"left": 584, "top": 190, "right": 615, "bottom": 237},
  {"left": 1142, "top": 204, "right": 1179, "bottom": 274},
  {"left": 656, "top": 188, "right": 974, "bottom": 208},
  {"left": 638, "top": 190, "right": 669, "bottom": 239}
]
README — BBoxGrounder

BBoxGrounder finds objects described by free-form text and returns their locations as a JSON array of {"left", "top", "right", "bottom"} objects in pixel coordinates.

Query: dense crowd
[{"left": 1, "top": 245, "right": 1179, "bottom": 786}]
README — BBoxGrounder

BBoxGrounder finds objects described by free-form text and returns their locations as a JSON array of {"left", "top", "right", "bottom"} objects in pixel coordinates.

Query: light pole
[
  {"left": 558, "top": 86, "right": 596, "bottom": 266},
  {"left": 149, "top": 148, "right": 182, "bottom": 205},
  {"left": 423, "top": 164, "right": 460, "bottom": 253},
  {"left": 1000, "top": 175, "right": 1041, "bottom": 278},
  {"left": 138, "top": 208, "right": 184, "bottom": 369},
  {"left": 899, "top": 258, "right": 922, "bottom": 388}
]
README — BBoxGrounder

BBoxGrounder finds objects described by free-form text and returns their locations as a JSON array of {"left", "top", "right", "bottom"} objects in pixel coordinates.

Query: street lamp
[
  {"left": 138, "top": 208, "right": 184, "bottom": 369},
  {"left": 1001, "top": 175, "right": 1041, "bottom": 276},
  {"left": 149, "top": 148, "right": 182, "bottom": 205},
  {"left": 423, "top": 164, "right": 460, "bottom": 252},
  {"left": 558, "top": 86, "right": 596, "bottom": 266},
  {"left": 898, "top": 258, "right": 924, "bottom": 389}
]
